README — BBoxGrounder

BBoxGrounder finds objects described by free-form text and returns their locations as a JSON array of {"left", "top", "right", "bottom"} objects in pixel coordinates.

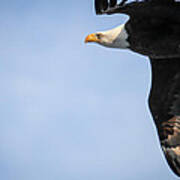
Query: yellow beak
[{"left": 84, "top": 33, "right": 99, "bottom": 43}]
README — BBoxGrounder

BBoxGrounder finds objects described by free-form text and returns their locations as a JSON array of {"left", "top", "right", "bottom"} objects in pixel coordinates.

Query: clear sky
[{"left": 0, "top": 0, "right": 178, "bottom": 180}]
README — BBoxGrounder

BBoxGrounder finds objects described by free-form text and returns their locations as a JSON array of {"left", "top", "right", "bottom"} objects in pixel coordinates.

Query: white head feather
[{"left": 97, "top": 24, "right": 130, "bottom": 49}]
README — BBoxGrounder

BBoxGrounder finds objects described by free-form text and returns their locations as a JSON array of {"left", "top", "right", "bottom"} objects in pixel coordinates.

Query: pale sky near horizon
[{"left": 0, "top": 0, "right": 178, "bottom": 180}]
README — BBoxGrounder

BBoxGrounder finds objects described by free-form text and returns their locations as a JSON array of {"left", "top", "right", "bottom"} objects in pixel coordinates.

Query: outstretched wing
[{"left": 149, "top": 58, "right": 180, "bottom": 177}]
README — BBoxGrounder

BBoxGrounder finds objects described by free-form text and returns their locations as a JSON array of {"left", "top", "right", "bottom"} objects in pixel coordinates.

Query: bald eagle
[{"left": 85, "top": 0, "right": 180, "bottom": 177}]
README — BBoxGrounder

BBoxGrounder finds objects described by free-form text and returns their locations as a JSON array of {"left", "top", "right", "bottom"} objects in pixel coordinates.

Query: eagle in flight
[{"left": 85, "top": 0, "right": 180, "bottom": 177}]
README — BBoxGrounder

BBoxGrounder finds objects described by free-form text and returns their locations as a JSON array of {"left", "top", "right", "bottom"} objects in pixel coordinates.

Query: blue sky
[{"left": 0, "top": 0, "right": 178, "bottom": 180}]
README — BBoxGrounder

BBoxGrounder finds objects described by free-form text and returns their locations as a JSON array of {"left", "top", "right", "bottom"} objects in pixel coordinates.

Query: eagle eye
[{"left": 96, "top": 33, "right": 102, "bottom": 39}]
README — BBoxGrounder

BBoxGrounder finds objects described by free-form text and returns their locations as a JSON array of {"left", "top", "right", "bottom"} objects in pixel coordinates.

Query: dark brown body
[{"left": 125, "top": 3, "right": 180, "bottom": 58}]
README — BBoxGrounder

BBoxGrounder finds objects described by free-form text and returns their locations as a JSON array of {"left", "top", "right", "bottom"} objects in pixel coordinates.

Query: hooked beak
[{"left": 84, "top": 33, "right": 99, "bottom": 43}]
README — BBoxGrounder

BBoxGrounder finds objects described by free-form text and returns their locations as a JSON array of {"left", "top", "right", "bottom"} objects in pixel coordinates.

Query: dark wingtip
[
  {"left": 95, "top": 0, "right": 108, "bottom": 14},
  {"left": 94, "top": 0, "right": 128, "bottom": 15},
  {"left": 110, "top": 0, "right": 117, "bottom": 7}
]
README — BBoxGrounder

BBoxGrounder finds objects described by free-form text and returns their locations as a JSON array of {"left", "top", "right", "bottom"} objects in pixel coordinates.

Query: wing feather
[
  {"left": 149, "top": 58, "right": 180, "bottom": 177},
  {"left": 95, "top": 0, "right": 108, "bottom": 14},
  {"left": 94, "top": 0, "right": 180, "bottom": 17}
]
